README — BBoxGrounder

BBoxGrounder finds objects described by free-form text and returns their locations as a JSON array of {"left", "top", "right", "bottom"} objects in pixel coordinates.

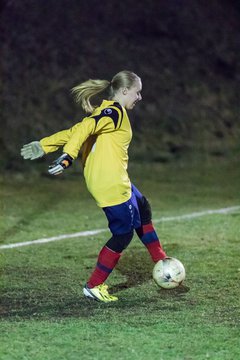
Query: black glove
[{"left": 48, "top": 153, "right": 73, "bottom": 175}]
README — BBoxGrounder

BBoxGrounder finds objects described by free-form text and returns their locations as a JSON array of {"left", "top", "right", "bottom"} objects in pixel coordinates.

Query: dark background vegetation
[{"left": 1, "top": 0, "right": 240, "bottom": 170}]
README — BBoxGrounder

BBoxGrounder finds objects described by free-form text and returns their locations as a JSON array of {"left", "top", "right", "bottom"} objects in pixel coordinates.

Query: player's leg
[
  {"left": 132, "top": 184, "right": 167, "bottom": 262},
  {"left": 84, "top": 201, "right": 135, "bottom": 302},
  {"left": 85, "top": 231, "right": 133, "bottom": 289}
]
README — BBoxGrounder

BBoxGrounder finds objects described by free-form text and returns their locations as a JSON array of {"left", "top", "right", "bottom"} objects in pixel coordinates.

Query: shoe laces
[{"left": 98, "top": 283, "right": 109, "bottom": 294}]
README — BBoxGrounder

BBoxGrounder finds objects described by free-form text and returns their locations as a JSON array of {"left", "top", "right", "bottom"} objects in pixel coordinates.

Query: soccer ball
[{"left": 153, "top": 257, "right": 186, "bottom": 289}]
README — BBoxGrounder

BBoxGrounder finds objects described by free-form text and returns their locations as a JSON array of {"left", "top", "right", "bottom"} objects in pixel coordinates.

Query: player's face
[{"left": 124, "top": 79, "right": 142, "bottom": 110}]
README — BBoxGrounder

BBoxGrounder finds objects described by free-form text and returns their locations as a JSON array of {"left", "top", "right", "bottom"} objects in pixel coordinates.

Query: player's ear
[{"left": 122, "top": 87, "right": 128, "bottom": 95}]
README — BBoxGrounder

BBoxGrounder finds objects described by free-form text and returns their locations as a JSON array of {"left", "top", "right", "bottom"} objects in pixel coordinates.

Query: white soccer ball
[{"left": 153, "top": 257, "right": 186, "bottom": 289}]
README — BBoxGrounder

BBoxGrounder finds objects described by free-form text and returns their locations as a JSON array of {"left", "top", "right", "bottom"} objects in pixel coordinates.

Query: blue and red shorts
[{"left": 102, "top": 184, "right": 143, "bottom": 235}]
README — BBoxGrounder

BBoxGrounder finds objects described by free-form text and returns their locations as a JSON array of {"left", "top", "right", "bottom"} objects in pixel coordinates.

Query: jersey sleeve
[
  {"left": 39, "top": 122, "right": 82, "bottom": 154},
  {"left": 63, "top": 105, "right": 123, "bottom": 159}
]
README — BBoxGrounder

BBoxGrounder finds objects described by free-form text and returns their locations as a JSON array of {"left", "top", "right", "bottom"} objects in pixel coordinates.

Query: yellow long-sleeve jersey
[{"left": 40, "top": 100, "right": 133, "bottom": 207}]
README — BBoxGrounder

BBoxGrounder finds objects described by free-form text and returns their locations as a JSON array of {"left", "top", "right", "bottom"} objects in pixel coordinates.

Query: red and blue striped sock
[
  {"left": 136, "top": 222, "right": 166, "bottom": 262},
  {"left": 87, "top": 246, "right": 121, "bottom": 288}
]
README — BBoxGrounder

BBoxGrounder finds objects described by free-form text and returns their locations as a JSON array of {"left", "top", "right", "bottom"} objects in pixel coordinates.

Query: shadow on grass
[
  {"left": 0, "top": 246, "right": 190, "bottom": 320},
  {"left": 0, "top": 288, "right": 190, "bottom": 321}
]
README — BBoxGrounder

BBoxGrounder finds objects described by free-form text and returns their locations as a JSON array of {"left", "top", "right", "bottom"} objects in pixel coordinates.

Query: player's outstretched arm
[
  {"left": 21, "top": 141, "right": 45, "bottom": 160},
  {"left": 48, "top": 153, "right": 73, "bottom": 175}
]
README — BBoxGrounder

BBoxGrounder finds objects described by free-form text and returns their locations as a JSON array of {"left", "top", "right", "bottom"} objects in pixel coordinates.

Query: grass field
[{"left": 1, "top": 158, "right": 240, "bottom": 360}]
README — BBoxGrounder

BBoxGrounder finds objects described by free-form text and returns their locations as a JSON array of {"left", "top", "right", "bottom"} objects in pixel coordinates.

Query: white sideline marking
[
  {"left": 0, "top": 229, "right": 107, "bottom": 249},
  {"left": 153, "top": 206, "right": 240, "bottom": 223},
  {"left": 0, "top": 206, "right": 239, "bottom": 250}
]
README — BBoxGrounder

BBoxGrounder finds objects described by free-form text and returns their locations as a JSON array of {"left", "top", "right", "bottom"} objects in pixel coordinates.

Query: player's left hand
[{"left": 48, "top": 153, "right": 73, "bottom": 175}]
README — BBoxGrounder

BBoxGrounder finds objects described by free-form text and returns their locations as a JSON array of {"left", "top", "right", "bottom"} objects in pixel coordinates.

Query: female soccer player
[{"left": 21, "top": 70, "right": 167, "bottom": 302}]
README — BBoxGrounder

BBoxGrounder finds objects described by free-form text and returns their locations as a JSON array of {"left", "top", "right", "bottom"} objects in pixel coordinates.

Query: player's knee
[
  {"left": 106, "top": 231, "right": 134, "bottom": 253},
  {"left": 137, "top": 196, "right": 152, "bottom": 224}
]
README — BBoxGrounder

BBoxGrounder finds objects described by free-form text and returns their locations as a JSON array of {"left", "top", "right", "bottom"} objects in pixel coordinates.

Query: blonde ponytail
[
  {"left": 71, "top": 79, "right": 110, "bottom": 113},
  {"left": 71, "top": 71, "right": 140, "bottom": 113}
]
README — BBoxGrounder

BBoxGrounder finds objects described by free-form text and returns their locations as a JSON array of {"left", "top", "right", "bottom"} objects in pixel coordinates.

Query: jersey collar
[{"left": 101, "top": 100, "right": 121, "bottom": 108}]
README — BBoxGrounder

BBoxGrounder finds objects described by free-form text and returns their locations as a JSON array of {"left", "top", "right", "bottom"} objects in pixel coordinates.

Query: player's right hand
[
  {"left": 48, "top": 153, "right": 73, "bottom": 175},
  {"left": 21, "top": 141, "right": 45, "bottom": 160}
]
